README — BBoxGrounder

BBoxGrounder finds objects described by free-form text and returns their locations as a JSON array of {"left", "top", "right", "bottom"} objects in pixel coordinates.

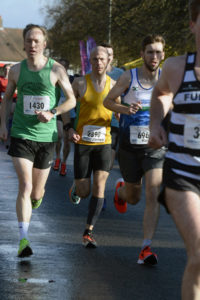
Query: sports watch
[{"left": 50, "top": 108, "right": 57, "bottom": 118}]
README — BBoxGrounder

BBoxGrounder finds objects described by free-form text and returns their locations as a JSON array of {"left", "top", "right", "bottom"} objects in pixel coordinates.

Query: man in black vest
[{"left": 149, "top": 1, "right": 200, "bottom": 299}]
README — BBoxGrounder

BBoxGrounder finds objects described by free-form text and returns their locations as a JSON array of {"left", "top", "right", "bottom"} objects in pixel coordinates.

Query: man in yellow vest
[{"left": 67, "top": 46, "right": 117, "bottom": 247}]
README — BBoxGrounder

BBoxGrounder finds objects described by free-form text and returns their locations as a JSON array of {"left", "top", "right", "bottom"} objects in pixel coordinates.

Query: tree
[
  {"left": 44, "top": 0, "right": 194, "bottom": 68},
  {"left": 45, "top": 0, "right": 110, "bottom": 66}
]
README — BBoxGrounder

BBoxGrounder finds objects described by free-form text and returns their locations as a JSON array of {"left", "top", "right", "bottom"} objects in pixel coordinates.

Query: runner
[
  {"left": 0, "top": 64, "right": 12, "bottom": 105},
  {"left": 100, "top": 43, "right": 124, "bottom": 168},
  {"left": 104, "top": 34, "right": 165, "bottom": 265},
  {"left": 52, "top": 59, "right": 76, "bottom": 176},
  {"left": 100, "top": 43, "right": 124, "bottom": 210},
  {"left": 0, "top": 24, "right": 76, "bottom": 257},
  {"left": 149, "top": 0, "right": 200, "bottom": 298},
  {"left": 0, "top": 64, "right": 17, "bottom": 148},
  {"left": 67, "top": 46, "right": 116, "bottom": 247}
]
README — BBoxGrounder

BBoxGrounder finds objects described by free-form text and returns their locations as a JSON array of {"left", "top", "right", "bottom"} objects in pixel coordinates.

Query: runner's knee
[
  {"left": 19, "top": 181, "right": 32, "bottom": 195},
  {"left": 76, "top": 182, "right": 90, "bottom": 198},
  {"left": 92, "top": 178, "right": 107, "bottom": 198},
  {"left": 145, "top": 185, "right": 160, "bottom": 204},
  {"left": 126, "top": 184, "right": 141, "bottom": 205}
]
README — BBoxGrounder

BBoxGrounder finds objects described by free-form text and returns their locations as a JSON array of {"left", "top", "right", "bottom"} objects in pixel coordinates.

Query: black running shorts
[
  {"left": 8, "top": 137, "right": 55, "bottom": 169},
  {"left": 74, "top": 144, "right": 112, "bottom": 179},
  {"left": 118, "top": 146, "right": 166, "bottom": 183},
  {"left": 158, "top": 159, "right": 200, "bottom": 213}
]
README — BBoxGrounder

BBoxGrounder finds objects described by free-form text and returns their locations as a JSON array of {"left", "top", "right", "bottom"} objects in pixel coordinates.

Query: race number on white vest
[
  {"left": 82, "top": 125, "right": 106, "bottom": 143},
  {"left": 23, "top": 95, "right": 50, "bottom": 115},
  {"left": 184, "top": 114, "right": 200, "bottom": 149},
  {"left": 130, "top": 125, "right": 149, "bottom": 144}
]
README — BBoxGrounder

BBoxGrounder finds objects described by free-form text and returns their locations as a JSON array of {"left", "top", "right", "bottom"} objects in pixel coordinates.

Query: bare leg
[
  {"left": 12, "top": 157, "right": 33, "bottom": 223},
  {"left": 166, "top": 188, "right": 200, "bottom": 300},
  {"left": 92, "top": 170, "right": 109, "bottom": 198},
  {"left": 31, "top": 166, "right": 51, "bottom": 200},
  {"left": 75, "top": 178, "right": 91, "bottom": 198},
  {"left": 118, "top": 181, "right": 142, "bottom": 205},
  {"left": 143, "top": 168, "right": 162, "bottom": 240}
]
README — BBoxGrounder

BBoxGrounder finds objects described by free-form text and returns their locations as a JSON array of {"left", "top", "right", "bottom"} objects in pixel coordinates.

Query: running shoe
[
  {"left": 31, "top": 198, "right": 43, "bottom": 209},
  {"left": 137, "top": 246, "right": 158, "bottom": 265},
  {"left": 69, "top": 183, "right": 81, "bottom": 205},
  {"left": 53, "top": 158, "right": 60, "bottom": 171},
  {"left": 18, "top": 238, "right": 33, "bottom": 258},
  {"left": 82, "top": 232, "right": 97, "bottom": 248},
  {"left": 114, "top": 178, "right": 127, "bottom": 213},
  {"left": 60, "top": 163, "right": 66, "bottom": 176}
]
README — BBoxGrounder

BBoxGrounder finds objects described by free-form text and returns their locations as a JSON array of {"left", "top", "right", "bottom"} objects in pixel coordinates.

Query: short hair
[
  {"left": 99, "top": 42, "right": 113, "bottom": 49},
  {"left": 141, "top": 34, "right": 165, "bottom": 52},
  {"left": 23, "top": 24, "right": 48, "bottom": 41},
  {"left": 90, "top": 46, "right": 109, "bottom": 58},
  {"left": 189, "top": 0, "right": 200, "bottom": 22}
]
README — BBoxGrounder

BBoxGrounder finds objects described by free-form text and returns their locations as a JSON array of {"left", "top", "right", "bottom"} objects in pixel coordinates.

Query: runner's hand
[
  {"left": 68, "top": 128, "right": 80, "bottom": 143},
  {"left": 128, "top": 101, "right": 142, "bottom": 115},
  {"left": 148, "top": 125, "right": 167, "bottom": 149},
  {"left": 35, "top": 111, "right": 54, "bottom": 123}
]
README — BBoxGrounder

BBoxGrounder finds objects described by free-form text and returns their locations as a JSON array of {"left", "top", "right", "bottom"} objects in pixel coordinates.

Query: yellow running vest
[{"left": 74, "top": 74, "right": 112, "bottom": 145}]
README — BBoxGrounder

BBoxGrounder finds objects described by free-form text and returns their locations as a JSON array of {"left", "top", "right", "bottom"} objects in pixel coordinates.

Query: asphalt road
[{"left": 0, "top": 141, "right": 186, "bottom": 300}]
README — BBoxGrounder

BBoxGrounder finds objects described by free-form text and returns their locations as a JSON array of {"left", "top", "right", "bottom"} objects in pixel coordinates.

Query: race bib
[
  {"left": 23, "top": 95, "right": 50, "bottom": 115},
  {"left": 184, "top": 114, "right": 200, "bottom": 149},
  {"left": 130, "top": 125, "right": 149, "bottom": 144},
  {"left": 82, "top": 125, "right": 106, "bottom": 143}
]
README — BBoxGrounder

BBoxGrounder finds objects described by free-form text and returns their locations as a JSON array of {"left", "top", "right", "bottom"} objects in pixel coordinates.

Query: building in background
[{"left": 0, "top": 16, "right": 26, "bottom": 71}]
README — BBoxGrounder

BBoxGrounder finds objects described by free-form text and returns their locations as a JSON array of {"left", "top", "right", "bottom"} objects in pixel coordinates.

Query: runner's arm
[
  {"left": 65, "top": 77, "right": 82, "bottom": 143},
  {"left": 104, "top": 71, "right": 142, "bottom": 114},
  {"left": 36, "top": 63, "right": 76, "bottom": 122},
  {"left": 55, "top": 64, "right": 76, "bottom": 115},
  {"left": 149, "top": 59, "right": 174, "bottom": 149}
]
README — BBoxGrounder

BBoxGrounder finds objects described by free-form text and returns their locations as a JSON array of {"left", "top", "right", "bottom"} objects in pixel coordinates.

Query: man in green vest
[{"left": 0, "top": 24, "right": 76, "bottom": 257}]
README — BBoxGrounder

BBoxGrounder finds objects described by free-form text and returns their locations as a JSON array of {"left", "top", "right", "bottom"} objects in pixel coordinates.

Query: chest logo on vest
[
  {"left": 184, "top": 92, "right": 200, "bottom": 101},
  {"left": 132, "top": 86, "right": 138, "bottom": 91}
]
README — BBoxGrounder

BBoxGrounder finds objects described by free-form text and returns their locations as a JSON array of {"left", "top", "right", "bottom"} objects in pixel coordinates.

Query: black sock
[
  {"left": 83, "top": 228, "right": 92, "bottom": 236},
  {"left": 86, "top": 196, "right": 104, "bottom": 227}
]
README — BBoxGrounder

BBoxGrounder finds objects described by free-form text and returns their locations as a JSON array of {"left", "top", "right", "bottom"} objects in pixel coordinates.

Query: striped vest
[{"left": 166, "top": 52, "right": 200, "bottom": 181}]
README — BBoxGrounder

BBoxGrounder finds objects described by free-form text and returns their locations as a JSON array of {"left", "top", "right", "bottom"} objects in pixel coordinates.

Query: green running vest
[{"left": 11, "top": 58, "right": 60, "bottom": 142}]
